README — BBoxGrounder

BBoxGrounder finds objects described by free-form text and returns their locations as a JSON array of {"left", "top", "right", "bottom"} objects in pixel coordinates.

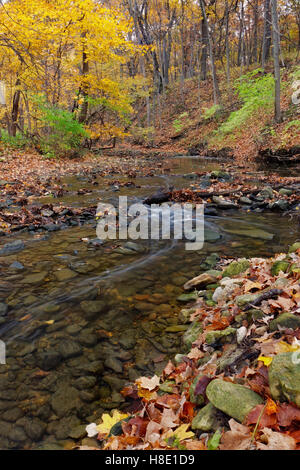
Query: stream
[{"left": 0, "top": 155, "right": 299, "bottom": 449}]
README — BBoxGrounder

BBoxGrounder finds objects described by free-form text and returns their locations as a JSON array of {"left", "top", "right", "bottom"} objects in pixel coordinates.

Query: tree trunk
[
  {"left": 78, "top": 47, "right": 89, "bottom": 124},
  {"left": 271, "top": 0, "right": 281, "bottom": 123},
  {"left": 200, "top": 15, "right": 208, "bottom": 80},
  {"left": 262, "top": 0, "right": 272, "bottom": 68},
  {"left": 225, "top": 0, "right": 231, "bottom": 88},
  {"left": 199, "top": 0, "right": 221, "bottom": 104},
  {"left": 10, "top": 78, "right": 21, "bottom": 137}
]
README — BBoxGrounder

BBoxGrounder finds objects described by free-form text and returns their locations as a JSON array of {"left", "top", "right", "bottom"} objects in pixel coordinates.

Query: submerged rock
[
  {"left": 50, "top": 385, "right": 81, "bottom": 418},
  {"left": 36, "top": 351, "right": 62, "bottom": 370},
  {"left": 55, "top": 268, "right": 77, "bottom": 282},
  {"left": 0, "top": 240, "right": 24, "bottom": 256},
  {"left": 22, "top": 271, "right": 48, "bottom": 284},
  {"left": 59, "top": 340, "right": 82, "bottom": 359},
  {"left": 177, "top": 292, "right": 198, "bottom": 302},
  {"left": 206, "top": 379, "right": 263, "bottom": 423},
  {"left": 0, "top": 303, "right": 8, "bottom": 316},
  {"left": 269, "top": 352, "right": 300, "bottom": 406},
  {"left": 80, "top": 300, "right": 107, "bottom": 319},
  {"left": 223, "top": 227, "right": 274, "bottom": 240}
]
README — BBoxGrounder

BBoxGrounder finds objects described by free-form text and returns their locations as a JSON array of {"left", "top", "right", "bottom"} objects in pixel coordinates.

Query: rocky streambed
[{"left": 0, "top": 155, "right": 299, "bottom": 449}]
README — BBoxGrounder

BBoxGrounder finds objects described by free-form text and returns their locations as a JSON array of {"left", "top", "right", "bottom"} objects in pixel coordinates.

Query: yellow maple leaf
[
  {"left": 258, "top": 355, "right": 273, "bottom": 367},
  {"left": 167, "top": 424, "right": 195, "bottom": 442},
  {"left": 96, "top": 410, "right": 129, "bottom": 438}
]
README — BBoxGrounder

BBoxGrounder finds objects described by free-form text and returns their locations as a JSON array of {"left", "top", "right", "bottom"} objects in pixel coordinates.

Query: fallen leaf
[
  {"left": 258, "top": 355, "right": 273, "bottom": 367},
  {"left": 220, "top": 419, "right": 252, "bottom": 450},
  {"left": 166, "top": 423, "right": 194, "bottom": 442},
  {"left": 136, "top": 375, "right": 160, "bottom": 391},
  {"left": 256, "top": 427, "right": 296, "bottom": 450},
  {"left": 96, "top": 410, "right": 129, "bottom": 439}
]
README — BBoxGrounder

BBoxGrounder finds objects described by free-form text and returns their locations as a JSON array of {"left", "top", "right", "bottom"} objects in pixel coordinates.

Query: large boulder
[
  {"left": 206, "top": 379, "right": 263, "bottom": 423},
  {"left": 269, "top": 352, "right": 300, "bottom": 406}
]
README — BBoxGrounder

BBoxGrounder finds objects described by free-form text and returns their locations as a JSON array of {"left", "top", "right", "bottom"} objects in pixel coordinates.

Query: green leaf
[{"left": 207, "top": 429, "right": 222, "bottom": 450}]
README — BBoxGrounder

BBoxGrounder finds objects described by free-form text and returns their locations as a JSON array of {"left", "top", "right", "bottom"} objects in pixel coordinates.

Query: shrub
[
  {"left": 0, "top": 129, "right": 29, "bottom": 149},
  {"left": 33, "top": 95, "right": 88, "bottom": 157}
]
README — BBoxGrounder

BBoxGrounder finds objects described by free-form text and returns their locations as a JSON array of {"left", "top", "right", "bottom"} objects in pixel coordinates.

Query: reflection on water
[{"left": 0, "top": 156, "right": 299, "bottom": 449}]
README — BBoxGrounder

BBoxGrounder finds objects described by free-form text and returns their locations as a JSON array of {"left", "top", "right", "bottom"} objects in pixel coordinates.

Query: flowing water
[{"left": 0, "top": 156, "right": 298, "bottom": 449}]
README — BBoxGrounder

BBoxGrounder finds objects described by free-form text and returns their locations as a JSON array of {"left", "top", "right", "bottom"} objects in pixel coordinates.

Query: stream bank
[{"left": 95, "top": 243, "right": 300, "bottom": 451}]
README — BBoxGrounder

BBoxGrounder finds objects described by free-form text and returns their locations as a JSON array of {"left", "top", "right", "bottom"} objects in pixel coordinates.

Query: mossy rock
[
  {"left": 205, "top": 327, "right": 236, "bottom": 345},
  {"left": 270, "top": 313, "right": 300, "bottom": 332},
  {"left": 222, "top": 259, "right": 250, "bottom": 278},
  {"left": 271, "top": 260, "right": 289, "bottom": 276},
  {"left": 182, "top": 321, "right": 203, "bottom": 349},
  {"left": 246, "top": 309, "right": 264, "bottom": 323},
  {"left": 269, "top": 352, "right": 300, "bottom": 406},
  {"left": 206, "top": 379, "right": 263, "bottom": 423},
  {"left": 288, "top": 242, "right": 300, "bottom": 253},
  {"left": 191, "top": 403, "right": 219, "bottom": 431},
  {"left": 235, "top": 293, "right": 260, "bottom": 307}
]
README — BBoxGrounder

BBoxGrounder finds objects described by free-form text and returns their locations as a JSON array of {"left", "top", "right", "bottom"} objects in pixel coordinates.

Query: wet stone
[
  {"left": 78, "top": 330, "right": 98, "bottom": 347},
  {"left": 66, "top": 325, "right": 82, "bottom": 335},
  {"left": 22, "top": 417, "right": 46, "bottom": 441},
  {"left": 2, "top": 407, "right": 24, "bottom": 422},
  {"left": 51, "top": 385, "right": 81, "bottom": 418},
  {"left": 74, "top": 376, "right": 97, "bottom": 390},
  {"left": 68, "top": 425, "right": 87, "bottom": 440},
  {"left": 80, "top": 300, "right": 107, "bottom": 319},
  {"left": 36, "top": 350, "right": 62, "bottom": 370},
  {"left": 9, "top": 261, "right": 24, "bottom": 270},
  {"left": 23, "top": 271, "right": 48, "bottom": 284},
  {"left": 0, "top": 240, "right": 25, "bottom": 256},
  {"left": 54, "top": 268, "right": 77, "bottom": 282},
  {"left": 0, "top": 303, "right": 8, "bottom": 316},
  {"left": 59, "top": 340, "right": 82, "bottom": 359},
  {"left": 104, "top": 357, "right": 123, "bottom": 374}
]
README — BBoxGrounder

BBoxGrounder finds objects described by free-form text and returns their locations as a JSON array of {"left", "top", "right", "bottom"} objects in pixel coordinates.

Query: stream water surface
[{"left": 0, "top": 155, "right": 298, "bottom": 449}]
